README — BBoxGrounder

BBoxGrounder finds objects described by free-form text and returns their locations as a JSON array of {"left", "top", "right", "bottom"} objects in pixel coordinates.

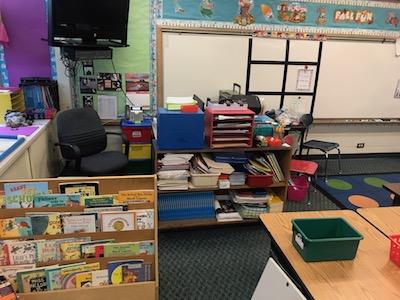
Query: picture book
[
  {"left": 5, "top": 240, "right": 38, "bottom": 265},
  {"left": 61, "top": 262, "right": 100, "bottom": 289},
  {"left": 135, "top": 209, "right": 154, "bottom": 230},
  {"left": 59, "top": 182, "right": 99, "bottom": 197},
  {"left": 0, "top": 264, "right": 36, "bottom": 292},
  {"left": 83, "top": 206, "right": 125, "bottom": 229},
  {"left": 36, "top": 240, "right": 58, "bottom": 263},
  {"left": 31, "top": 214, "right": 62, "bottom": 235},
  {"left": 0, "top": 240, "right": 11, "bottom": 265},
  {"left": 91, "top": 269, "right": 108, "bottom": 287},
  {"left": 4, "top": 182, "right": 48, "bottom": 208},
  {"left": 94, "top": 244, "right": 105, "bottom": 258},
  {"left": 117, "top": 190, "right": 155, "bottom": 204},
  {"left": 81, "top": 195, "right": 115, "bottom": 207},
  {"left": 45, "top": 262, "right": 85, "bottom": 291},
  {"left": 53, "top": 237, "right": 90, "bottom": 261},
  {"left": 75, "top": 271, "right": 92, "bottom": 288},
  {"left": 0, "top": 190, "right": 5, "bottom": 208},
  {"left": 108, "top": 259, "right": 144, "bottom": 285},
  {"left": 16, "top": 265, "right": 58, "bottom": 293},
  {"left": 103, "top": 242, "right": 141, "bottom": 258},
  {"left": 80, "top": 240, "right": 114, "bottom": 259},
  {"left": 33, "top": 194, "right": 80, "bottom": 207},
  {"left": 100, "top": 211, "right": 135, "bottom": 232},
  {"left": 108, "top": 259, "right": 144, "bottom": 284},
  {"left": 61, "top": 214, "right": 96, "bottom": 234},
  {"left": 0, "top": 217, "right": 32, "bottom": 237},
  {"left": 102, "top": 241, "right": 154, "bottom": 257},
  {"left": 144, "top": 263, "right": 152, "bottom": 281},
  {"left": 60, "top": 241, "right": 85, "bottom": 261}
]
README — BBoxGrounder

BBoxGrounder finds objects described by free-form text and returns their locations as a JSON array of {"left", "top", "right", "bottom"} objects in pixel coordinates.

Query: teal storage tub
[{"left": 291, "top": 218, "right": 363, "bottom": 262}]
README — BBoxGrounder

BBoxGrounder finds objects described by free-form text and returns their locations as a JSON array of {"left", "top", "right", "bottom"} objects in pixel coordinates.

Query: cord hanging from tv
[{"left": 47, "top": 0, "right": 130, "bottom": 48}]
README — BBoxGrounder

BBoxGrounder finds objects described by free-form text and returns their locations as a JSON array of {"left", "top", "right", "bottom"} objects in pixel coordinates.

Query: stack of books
[
  {"left": 165, "top": 96, "right": 197, "bottom": 110},
  {"left": 244, "top": 153, "right": 285, "bottom": 182},
  {"left": 229, "top": 172, "right": 246, "bottom": 186},
  {"left": 157, "top": 154, "right": 193, "bottom": 190}
]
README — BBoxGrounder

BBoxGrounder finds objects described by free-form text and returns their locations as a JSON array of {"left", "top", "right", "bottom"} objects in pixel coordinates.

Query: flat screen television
[{"left": 48, "top": 0, "right": 130, "bottom": 48}]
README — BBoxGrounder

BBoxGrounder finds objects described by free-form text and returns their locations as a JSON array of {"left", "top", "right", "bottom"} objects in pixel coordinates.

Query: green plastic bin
[{"left": 291, "top": 218, "right": 363, "bottom": 262}]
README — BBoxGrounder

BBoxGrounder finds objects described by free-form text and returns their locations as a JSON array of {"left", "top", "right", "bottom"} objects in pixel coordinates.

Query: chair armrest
[
  {"left": 55, "top": 142, "right": 81, "bottom": 158},
  {"left": 105, "top": 132, "right": 130, "bottom": 157}
]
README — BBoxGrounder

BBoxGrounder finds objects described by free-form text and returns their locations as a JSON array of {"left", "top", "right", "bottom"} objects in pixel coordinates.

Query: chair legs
[
  {"left": 307, "top": 176, "right": 312, "bottom": 206},
  {"left": 324, "top": 152, "right": 329, "bottom": 182},
  {"left": 337, "top": 148, "right": 342, "bottom": 175}
]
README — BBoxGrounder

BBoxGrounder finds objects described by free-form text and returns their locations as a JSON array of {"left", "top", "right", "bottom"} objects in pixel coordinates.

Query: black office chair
[
  {"left": 56, "top": 108, "right": 129, "bottom": 176},
  {"left": 300, "top": 114, "right": 342, "bottom": 181}
]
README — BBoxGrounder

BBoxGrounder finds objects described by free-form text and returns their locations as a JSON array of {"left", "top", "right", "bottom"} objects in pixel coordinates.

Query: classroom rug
[{"left": 315, "top": 173, "right": 400, "bottom": 210}]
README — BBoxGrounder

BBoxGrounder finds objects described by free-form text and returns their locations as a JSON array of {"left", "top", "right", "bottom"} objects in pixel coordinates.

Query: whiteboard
[{"left": 162, "top": 32, "right": 400, "bottom": 118}]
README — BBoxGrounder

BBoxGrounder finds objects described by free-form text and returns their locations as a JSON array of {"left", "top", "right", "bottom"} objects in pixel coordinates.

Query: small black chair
[
  {"left": 56, "top": 108, "right": 129, "bottom": 176},
  {"left": 300, "top": 114, "right": 342, "bottom": 181}
]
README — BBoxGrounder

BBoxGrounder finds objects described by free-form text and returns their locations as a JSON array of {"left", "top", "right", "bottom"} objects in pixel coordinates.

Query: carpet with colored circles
[{"left": 315, "top": 173, "right": 400, "bottom": 210}]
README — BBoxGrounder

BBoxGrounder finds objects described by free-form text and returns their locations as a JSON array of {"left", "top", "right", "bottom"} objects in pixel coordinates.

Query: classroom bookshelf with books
[
  {"left": 0, "top": 175, "right": 158, "bottom": 300},
  {"left": 154, "top": 140, "right": 292, "bottom": 230}
]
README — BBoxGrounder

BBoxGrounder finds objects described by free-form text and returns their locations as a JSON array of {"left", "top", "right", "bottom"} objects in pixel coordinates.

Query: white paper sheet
[
  {"left": 127, "top": 92, "right": 150, "bottom": 107},
  {"left": 98, "top": 95, "right": 117, "bottom": 119},
  {"left": 296, "top": 69, "right": 313, "bottom": 91}
]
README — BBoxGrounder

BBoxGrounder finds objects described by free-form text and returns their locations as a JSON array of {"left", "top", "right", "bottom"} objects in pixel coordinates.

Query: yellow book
[
  {"left": 60, "top": 242, "right": 83, "bottom": 261},
  {"left": 117, "top": 190, "right": 155, "bottom": 204},
  {"left": 60, "top": 263, "right": 100, "bottom": 289},
  {"left": 75, "top": 271, "right": 92, "bottom": 288}
]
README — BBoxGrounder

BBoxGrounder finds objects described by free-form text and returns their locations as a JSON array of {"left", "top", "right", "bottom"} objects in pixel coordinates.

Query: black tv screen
[{"left": 48, "top": 0, "right": 130, "bottom": 48}]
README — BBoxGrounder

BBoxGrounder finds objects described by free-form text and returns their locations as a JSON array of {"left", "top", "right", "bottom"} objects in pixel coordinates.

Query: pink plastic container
[
  {"left": 389, "top": 234, "right": 400, "bottom": 267},
  {"left": 288, "top": 175, "right": 309, "bottom": 202}
]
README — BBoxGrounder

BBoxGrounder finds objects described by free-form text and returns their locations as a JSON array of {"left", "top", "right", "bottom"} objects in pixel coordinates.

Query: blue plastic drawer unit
[{"left": 157, "top": 108, "right": 204, "bottom": 150}]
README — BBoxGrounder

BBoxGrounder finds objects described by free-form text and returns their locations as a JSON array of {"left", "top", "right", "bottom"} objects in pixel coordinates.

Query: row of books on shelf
[
  {"left": 2, "top": 258, "right": 152, "bottom": 294},
  {"left": 157, "top": 152, "right": 284, "bottom": 191},
  {"left": 214, "top": 190, "right": 283, "bottom": 222},
  {"left": 0, "top": 181, "right": 155, "bottom": 209},
  {"left": 0, "top": 238, "right": 154, "bottom": 266},
  {"left": 0, "top": 209, "right": 155, "bottom": 238}
]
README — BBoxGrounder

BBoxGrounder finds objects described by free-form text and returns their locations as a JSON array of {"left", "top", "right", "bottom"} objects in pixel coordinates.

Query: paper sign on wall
[
  {"left": 296, "top": 69, "right": 313, "bottom": 91},
  {"left": 394, "top": 80, "right": 400, "bottom": 98},
  {"left": 98, "top": 95, "right": 117, "bottom": 119}
]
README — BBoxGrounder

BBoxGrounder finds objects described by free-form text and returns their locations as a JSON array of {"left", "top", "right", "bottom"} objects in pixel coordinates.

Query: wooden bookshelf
[
  {"left": 154, "top": 141, "right": 292, "bottom": 229},
  {"left": 0, "top": 175, "right": 158, "bottom": 300}
]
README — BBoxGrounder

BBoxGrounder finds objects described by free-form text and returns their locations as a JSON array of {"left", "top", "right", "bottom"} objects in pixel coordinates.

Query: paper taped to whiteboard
[{"left": 296, "top": 69, "right": 313, "bottom": 91}]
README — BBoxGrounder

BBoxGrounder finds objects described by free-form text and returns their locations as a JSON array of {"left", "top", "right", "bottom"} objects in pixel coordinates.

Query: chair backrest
[
  {"left": 300, "top": 114, "right": 314, "bottom": 128},
  {"left": 56, "top": 108, "right": 106, "bottom": 159}
]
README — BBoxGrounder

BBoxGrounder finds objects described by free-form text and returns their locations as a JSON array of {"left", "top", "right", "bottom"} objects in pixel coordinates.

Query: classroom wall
[{"left": 0, "top": 0, "right": 51, "bottom": 86}]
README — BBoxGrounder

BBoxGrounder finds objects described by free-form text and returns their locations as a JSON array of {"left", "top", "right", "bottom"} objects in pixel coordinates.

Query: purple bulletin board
[{"left": 0, "top": 0, "right": 51, "bottom": 87}]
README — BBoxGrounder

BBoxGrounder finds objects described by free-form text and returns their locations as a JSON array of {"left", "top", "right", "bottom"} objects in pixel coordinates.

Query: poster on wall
[
  {"left": 97, "top": 73, "right": 122, "bottom": 91},
  {"left": 80, "top": 77, "right": 97, "bottom": 94},
  {"left": 125, "top": 73, "right": 149, "bottom": 92},
  {"left": 83, "top": 95, "right": 94, "bottom": 108},
  {"left": 82, "top": 61, "right": 94, "bottom": 76}
]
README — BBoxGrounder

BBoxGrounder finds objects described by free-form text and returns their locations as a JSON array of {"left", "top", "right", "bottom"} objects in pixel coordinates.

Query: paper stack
[
  {"left": 231, "top": 189, "right": 272, "bottom": 219},
  {"left": 198, "top": 153, "right": 234, "bottom": 175},
  {"left": 166, "top": 96, "right": 197, "bottom": 111},
  {"left": 157, "top": 154, "right": 193, "bottom": 190},
  {"left": 229, "top": 172, "right": 246, "bottom": 186},
  {"left": 268, "top": 193, "right": 284, "bottom": 213},
  {"left": 214, "top": 195, "right": 242, "bottom": 222}
]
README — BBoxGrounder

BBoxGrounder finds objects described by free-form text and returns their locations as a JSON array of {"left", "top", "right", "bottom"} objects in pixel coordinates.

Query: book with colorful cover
[
  {"left": 108, "top": 259, "right": 145, "bottom": 285},
  {"left": 0, "top": 240, "right": 11, "bottom": 265},
  {"left": 103, "top": 242, "right": 141, "bottom": 258},
  {"left": 5, "top": 240, "right": 39, "bottom": 265},
  {"left": 80, "top": 240, "right": 114, "bottom": 259},
  {"left": 0, "top": 217, "right": 32, "bottom": 237},
  {"left": 33, "top": 194, "right": 81, "bottom": 207},
  {"left": 135, "top": 209, "right": 154, "bottom": 230},
  {"left": 0, "top": 264, "right": 36, "bottom": 292},
  {"left": 61, "top": 262, "right": 100, "bottom": 289},
  {"left": 61, "top": 214, "right": 96, "bottom": 234},
  {"left": 59, "top": 182, "right": 99, "bottom": 197},
  {"left": 91, "top": 269, "right": 109, "bottom": 287},
  {"left": 45, "top": 262, "right": 85, "bottom": 291},
  {"left": 31, "top": 214, "right": 62, "bottom": 235},
  {"left": 81, "top": 195, "right": 115, "bottom": 207},
  {"left": 0, "top": 190, "right": 5, "bottom": 208},
  {"left": 60, "top": 241, "right": 85, "bottom": 261},
  {"left": 16, "top": 265, "right": 58, "bottom": 293},
  {"left": 4, "top": 182, "right": 48, "bottom": 208},
  {"left": 55, "top": 237, "right": 91, "bottom": 261},
  {"left": 117, "top": 190, "right": 155, "bottom": 204},
  {"left": 100, "top": 211, "right": 135, "bottom": 232},
  {"left": 75, "top": 271, "right": 92, "bottom": 288},
  {"left": 102, "top": 241, "right": 154, "bottom": 257},
  {"left": 144, "top": 264, "right": 152, "bottom": 281},
  {"left": 36, "top": 240, "right": 58, "bottom": 263}
]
